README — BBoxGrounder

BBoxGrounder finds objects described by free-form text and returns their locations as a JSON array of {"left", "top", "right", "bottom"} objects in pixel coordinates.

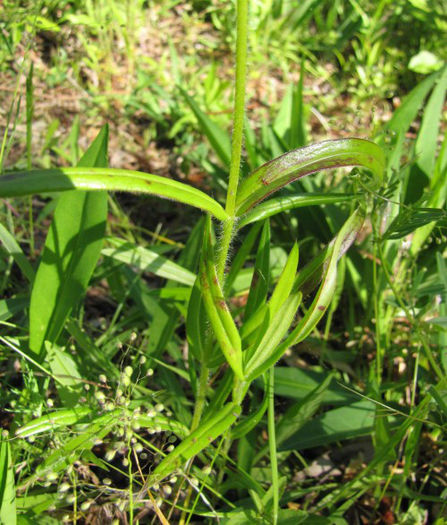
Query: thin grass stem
[{"left": 268, "top": 367, "right": 279, "bottom": 525}]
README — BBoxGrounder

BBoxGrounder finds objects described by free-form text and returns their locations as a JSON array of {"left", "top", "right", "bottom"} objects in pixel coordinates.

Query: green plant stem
[
  {"left": 232, "top": 377, "right": 248, "bottom": 405},
  {"left": 268, "top": 367, "right": 279, "bottom": 525},
  {"left": 216, "top": 377, "right": 249, "bottom": 484},
  {"left": 190, "top": 364, "right": 209, "bottom": 431},
  {"left": 216, "top": 0, "right": 249, "bottom": 282}
]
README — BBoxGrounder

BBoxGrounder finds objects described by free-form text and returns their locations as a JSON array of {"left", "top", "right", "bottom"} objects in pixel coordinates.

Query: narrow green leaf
[
  {"left": 238, "top": 193, "right": 356, "bottom": 229},
  {"left": 287, "top": 209, "right": 366, "bottom": 346},
  {"left": 180, "top": 88, "right": 231, "bottom": 167},
  {"left": 414, "top": 65, "right": 447, "bottom": 177},
  {"left": 29, "top": 126, "right": 109, "bottom": 356},
  {"left": 0, "top": 438, "right": 16, "bottom": 525},
  {"left": 102, "top": 238, "right": 196, "bottom": 286},
  {"left": 0, "top": 167, "right": 228, "bottom": 222},
  {"left": 16, "top": 493, "right": 58, "bottom": 515},
  {"left": 199, "top": 217, "right": 244, "bottom": 379},
  {"left": 243, "top": 220, "right": 271, "bottom": 320},
  {"left": 269, "top": 242, "right": 299, "bottom": 316},
  {"left": 186, "top": 277, "right": 211, "bottom": 362},
  {"left": 382, "top": 68, "right": 442, "bottom": 139},
  {"left": 0, "top": 296, "right": 28, "bottom": 322},
  {"left": 235, "top": 139, "right": 385, "bottom": 215},
  {"left": 202, "top": 368, "right": 234, "bottom": 423},
  {"left": 244, "top": 292, "right": 302, "bottom": 381},
  {"left": 148, "top": 402, "right": 241, "bottom": 485},
  {"left": 240, "top": 242, "right": 299, "bottom": 344},
  {"left": 15, "top": 407, "right": 92, "bottom": 438},
  {"left": 264, "top": 367, "right": 357, "bottom": 404},
  {"left": 0, "top": 223, "right": 35, "bottom": 282},
  {"left": 289, "top": 65, "right": 306, "bottom": 149}
]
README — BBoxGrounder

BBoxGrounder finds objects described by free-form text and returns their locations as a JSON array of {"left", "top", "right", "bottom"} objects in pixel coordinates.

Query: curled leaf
[{"left": 235, "top": 138, "right": 385, "bottom": 215}]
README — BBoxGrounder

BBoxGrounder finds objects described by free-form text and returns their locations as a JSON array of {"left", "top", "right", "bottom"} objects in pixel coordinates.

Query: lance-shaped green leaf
[
  {"left": 244, "top": 292, "right": 302, "bottom": 381},
  {"left": 284, "top": 208, "right": 366, "bottom": 348},
  {"left": 180, "top": 89, "right": 231, "bottom": 167},
  {"left": 294, "top": 207, "right": 366, "bottom": 298},
  {"left": 148, "top": 402, "right": 241, "bottom": 485},
  {"left": 268, "top": 242, "right": 299, "bottom": 315},
  {"left": 243, "top": 220, "right": 270, "bottom": 321},
  {"left": 241, "top": 242, "right": 299, "bottom": 344},
  {"left": 29, "top": 126, "right": 109, "bottom": 357},
  {"left": 0, "top": 167, "right": 228, "bottom": 222},
  {"left": 245, "top": 210, "right": 364, "bottom": 381},
  {"left": 238, "top": 192, "right": 356, "bottom": 229},
  {"left": 199, "top": 217, "right": 244, "bottom": 379},
  {"left": 235, "top": 139, "right": 385, "bottom": 215},
  {"left": 186, "top": 277, "right": 212, "bottom": 363}
]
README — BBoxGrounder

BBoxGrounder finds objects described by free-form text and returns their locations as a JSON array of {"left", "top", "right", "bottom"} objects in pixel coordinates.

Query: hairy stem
[{"left": 216, "top": 0, "right": 249, "bottom": 282}]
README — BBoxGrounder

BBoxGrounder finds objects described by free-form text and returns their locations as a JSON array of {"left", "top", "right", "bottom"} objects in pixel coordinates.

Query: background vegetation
[{"left": 0, "top": 0, "right": 446, "bottom": 523}]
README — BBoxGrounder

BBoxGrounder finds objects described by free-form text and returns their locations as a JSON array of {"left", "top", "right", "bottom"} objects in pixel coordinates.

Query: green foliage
[{"left": 1, "top": 1, "right": 446, "bottom": 523}]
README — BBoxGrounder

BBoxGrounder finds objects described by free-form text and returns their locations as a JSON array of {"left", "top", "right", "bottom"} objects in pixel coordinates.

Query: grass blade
[
  {"left": 29, "top": 126, "right": 109, "bottom": 357},
  {"left": 0, "top": 438, "right": 16, "bottom": 525},
  {"left": 180, "top": 88, "right": 231, "bottom": 167},
  {"left": 102, "top": 237, "right": 196, "bottom": 286},
  {"left": 414, "top": 65, "right": 447, "bottom": 177},
  {"left": 0, "top": 223, "right": 35, "bottom": 283},
  {"left": 46, "top": 342, "right": 83, "bottom": 408},
  {"left": 224, "top": 222, "right": 263, "bottom": 294}
]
